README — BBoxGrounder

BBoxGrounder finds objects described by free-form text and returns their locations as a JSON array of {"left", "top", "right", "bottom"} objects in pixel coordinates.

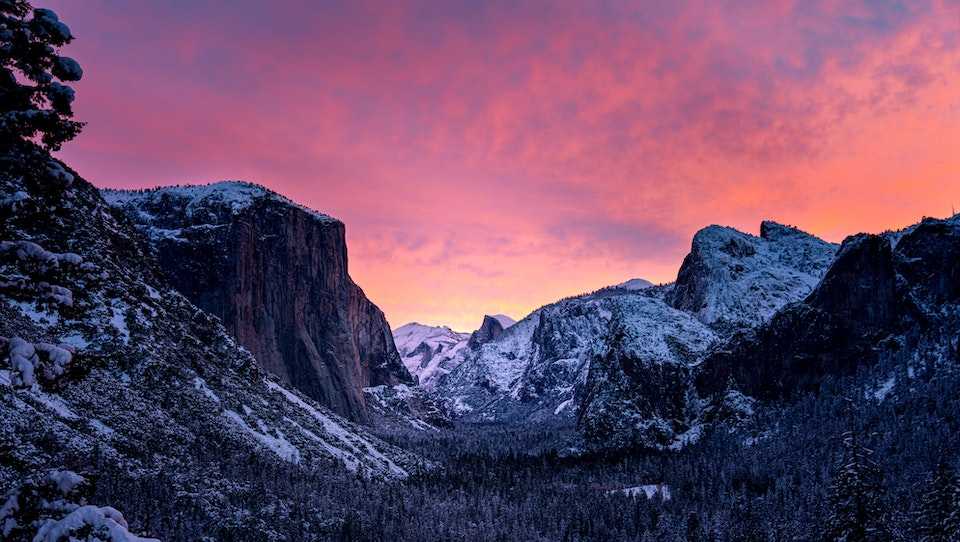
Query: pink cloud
[{"left": 44, "top": 0, "right": 960, "bottom": 330}]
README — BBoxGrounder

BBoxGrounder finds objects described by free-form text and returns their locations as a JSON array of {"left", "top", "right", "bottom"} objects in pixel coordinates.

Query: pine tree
[
  {"left": 822, "top": 430, "right": 889, "bottom": 541},
  {"left": 1, "top": 0, "right": 84, "bottom": 153},
  {"left": 916, "top": 461, "right": 960, "bottom": 542}
]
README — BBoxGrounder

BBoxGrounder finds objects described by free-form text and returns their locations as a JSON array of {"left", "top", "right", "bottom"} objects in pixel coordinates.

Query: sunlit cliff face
[{"left": 48, "top": 0, "right": 960, "bottom": 330}]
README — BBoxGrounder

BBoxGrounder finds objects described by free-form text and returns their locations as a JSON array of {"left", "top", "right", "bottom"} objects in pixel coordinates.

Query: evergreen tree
[
  {"left": 917, "top": 461, "right": 960, "bottom": 542},
  {"left": 822, "top": 430, "right": 889, "bottom": 542},
  {"left": 0, "top": 0, "right": 84, "bottom": 153}
]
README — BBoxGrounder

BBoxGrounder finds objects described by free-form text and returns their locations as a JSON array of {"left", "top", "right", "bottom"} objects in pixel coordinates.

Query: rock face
[
  {"left": 1, "top": 153, "right": 425, "bottom": 537},
  {"left": 667, "top": 221, "right": 837, "bottom": 333},
  {"left": 696, "top": 216, "right": 960, "bottom": 402},
  {"left": 103, "top": 182, "right": 412, "bottom": 422},
  {"left": 467, "top": 315, "right": 509, "bottom": 350},
  {"left": 437, "top": 285, "right": 718, "bottom": 448},
  {"left": 435, "top": 224, "right": 836, "bottom": 450}
]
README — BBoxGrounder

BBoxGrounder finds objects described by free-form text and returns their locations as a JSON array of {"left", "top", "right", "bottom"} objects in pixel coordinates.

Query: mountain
[
  {"left": 433, "top": 222, "right": 837, "bottom": 449},
  {"left": 467, "top": 314, "right": 512, "bottom": 350},
  {"left": 392, "top": 314, "right": 515, "bottom": 389},
  {"left": 489, "top": 314, "right": 516, "bottom": 328},
  {"left": 667, "top": 221, "right": 837, "bottom": 333},
  {"left": 613, "top": 278, "right": 654, "bottom": 290},
  {"left": 102, "top": 182, "right": 412, "bottom": 422},
  {"left": 393, "top": 322, "right": 470, "bottom": 388},
  {"left": 0, "top": 156, "right": 425, "bottom": 537},
  {"left": 696, "top": 214, "right": 960, "bottom": 403}
]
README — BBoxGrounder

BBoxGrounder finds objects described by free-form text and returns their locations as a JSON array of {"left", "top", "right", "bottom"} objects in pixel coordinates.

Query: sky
[{"left": 45, "top": 0, "right": 960, "bottom": 331}]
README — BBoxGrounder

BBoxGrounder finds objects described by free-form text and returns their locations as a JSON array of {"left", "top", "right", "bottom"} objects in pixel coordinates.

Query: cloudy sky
[{"left": 48, "top": 0, "right": 960, "bottom": 330}]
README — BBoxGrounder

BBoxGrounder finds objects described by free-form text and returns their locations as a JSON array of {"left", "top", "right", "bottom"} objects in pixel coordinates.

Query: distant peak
[
  {"left": 614, "top": 278, "right": 654, "bottom": 291},
  {"left": 489, "top": 314, "right": 516, "bottom": 329}
]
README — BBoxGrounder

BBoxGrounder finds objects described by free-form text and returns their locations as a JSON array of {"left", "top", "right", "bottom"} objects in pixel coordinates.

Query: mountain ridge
[{"left": 101, "top": 180, "right": 412, "bottom": 422}]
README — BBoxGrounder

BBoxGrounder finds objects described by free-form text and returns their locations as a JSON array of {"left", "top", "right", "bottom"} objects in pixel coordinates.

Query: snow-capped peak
[
  {"left": 668, "top": 221, "right": 837, "bottom": 329},
  {"left": 489, "top": 314, "right": 516, "bottom": 329},
  {"left": 392, "top": 323, "right": 471, "bottom": 388},
  {"left": 613, "top": 278, "right": 654, "bottom": 291}
]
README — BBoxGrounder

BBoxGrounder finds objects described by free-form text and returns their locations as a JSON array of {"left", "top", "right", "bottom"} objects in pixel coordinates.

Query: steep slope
[
  {"left": 393, "top": 322, "right": 470, "bottom": 388},
  {"left": 0, "top": 155, "right": 424, "bottom": 536},
  {"left": 466, "top": 314, "right": 511, "bottom": 350},
  {"left": 102, "top": 182, "right": 412, "bottom": 422},
  {"left": 667, "top": 221, "right": 837, "bottom": 332},
  {"left": 434, "top": 224, "right": 834, "bottom": 449},
  {"left": 489, "top": 314, "right": 516, "bottom": 328},
  {"left": 438, "top": 289, "right": 717, "bottom": 448},
  {"left": 696, "top": 215, "right": 960, "bottom": 403}
]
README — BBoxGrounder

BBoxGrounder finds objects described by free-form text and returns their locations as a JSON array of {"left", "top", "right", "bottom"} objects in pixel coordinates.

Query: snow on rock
[
  {"left": 0, "top": 240, "right": 83, "bottom": 270},
  {"left": 192, "top": 376, "right": 221, "bottom": 404},
  {"left": 440, "top": 290, "right": 716, "bottom": 433},
  {"left": 7, "top": 337, "right": 38, "bottom": 387},
  {"left": 102, "top": 181, "right": 337, "bottom": 225},
  {"left": 490, "top": 314, "right": 516, "bottom": 329},
  {"left": 393, "top": 323, "right": 471, "bottom": 388},
  {"left": 364, "top": 383, "right": 449, "bottom": 431},
  {"left": 611, "top": 484, "right": 672, "bottom": 501},
  {"left": 668, "top": 221, "right": 837, "bottom": 330},
  {"left": 266, "top": 380, "right": 410, "bottom": 478},
  {"left": 223, "top": 408, "right": 301, "bottom": 464},
  {"left": 1, "top": 470, "right": 157, "bottom": 542},
  {"left": 5, "top": 336, "right": 74, "bottom": 388}
]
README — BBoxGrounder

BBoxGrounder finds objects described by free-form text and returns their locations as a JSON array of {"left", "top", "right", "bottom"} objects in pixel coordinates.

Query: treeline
[{"left": 73, "top": 350, "right": 960, "bottom": 541}]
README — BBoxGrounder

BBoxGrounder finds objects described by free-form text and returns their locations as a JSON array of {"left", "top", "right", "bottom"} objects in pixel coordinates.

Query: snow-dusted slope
[
  {"left": 438, "top": 289, "right": 717, "bottom": 436},
  {"left": 1, "top": 159, "right": 425, "bottom": 522},
  {"left": 102, "top": 181, "right": 413, "bottom": 422},
  {"left": 102, "top": 181, "right": 337, "bottom": 229},
  {"left": 668, "top": 221, "right": 837, "bottom": 331},
  {"left": 393, "top": 323, "right": 470, "bottom": 388},
  {"left": 431, "top": 222, "right": 834, "bottom": 449}
]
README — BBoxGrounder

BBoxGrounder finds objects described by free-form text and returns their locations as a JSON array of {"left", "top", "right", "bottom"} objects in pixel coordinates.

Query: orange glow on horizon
[{"left": 46, "top": 0, "right": 960, "bottom": 331}]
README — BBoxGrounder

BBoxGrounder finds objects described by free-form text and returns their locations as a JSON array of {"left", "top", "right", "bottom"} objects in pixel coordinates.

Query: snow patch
[
  {"left": 192, "top": 377, "right": 221, "bottom": 404},
  {"left": 266, "top": 380, "right": 408, "bottom": 477},
  {"left": 612, "top": 484, "right": 672, "bottom": 501},
  {"left": 223, "top": 409, "right": 300, "bottom": 464}
]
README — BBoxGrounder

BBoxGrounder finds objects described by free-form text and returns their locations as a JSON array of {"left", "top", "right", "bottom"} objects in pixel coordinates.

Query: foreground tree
[
  {"left": 822, "top": 430, "right": 889, "bottom": 541},
  {"left": 1, "top": 0, "right": 84, "bottom": 153},
  {"left": 916, "top": 461, "right": 960, "bottom": 542}
]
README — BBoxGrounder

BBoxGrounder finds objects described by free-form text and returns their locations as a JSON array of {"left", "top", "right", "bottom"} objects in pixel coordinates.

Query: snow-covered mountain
[
  {"left": 1, "top": 156, "right": 427, "bottom": 535},
  {"left": 697, "top": 214, "right": 960, "bottom": 404},
  {"left": 393, "top": 322, "right": 470, "bottom": 388},
  {"left": 102, "top": 181, "right": 412, "bottom": 422},
  {"left": 489, "top": 314, "right": 516, "bottom": 328},
  {"left": 667, "top": 221, "right": 837, "bottom": 333},
  {"left": 392, "top": 314, "right": 515, "bottom": 389},
  {"left": 613, "top": 278, "right": 654, "bottom": 291},
  {"left": 432, "top": 222, "right": 837, "bottom": 449}
]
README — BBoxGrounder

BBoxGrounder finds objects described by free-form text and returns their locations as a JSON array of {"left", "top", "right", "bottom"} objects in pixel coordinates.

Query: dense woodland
[{"left": 73, "top": 353, "right": 959, "bottom": 541}]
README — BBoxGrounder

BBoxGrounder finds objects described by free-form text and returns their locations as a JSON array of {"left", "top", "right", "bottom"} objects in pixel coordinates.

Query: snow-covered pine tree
[
  {"left": 822, "top": 429, "right": 889, "bottom": 542},
  {"left": 1, "top": 0, "right": 84, "bottom": 153},
  {"left": 916, "top": 461, "right": 960, "bottom": 542}
]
